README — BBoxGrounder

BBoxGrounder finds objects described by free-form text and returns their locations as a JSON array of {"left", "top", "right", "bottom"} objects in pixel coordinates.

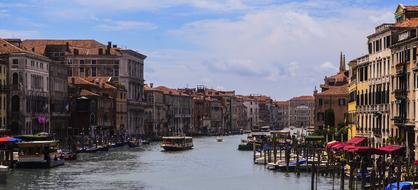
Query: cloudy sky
[{"left": 0, "top": 0, "right": 415, "bottom": 100}]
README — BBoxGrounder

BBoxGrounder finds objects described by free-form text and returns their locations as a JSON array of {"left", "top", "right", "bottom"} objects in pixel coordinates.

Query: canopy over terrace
[
  {"left": 346, "top": 137, "right": 367, "bottom": 145},
  {"left": 375, "top": 145, "right": 404, "bottom": 155}
]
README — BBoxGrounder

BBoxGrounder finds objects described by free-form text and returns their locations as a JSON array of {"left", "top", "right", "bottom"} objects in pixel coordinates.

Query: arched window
[
  {"left": 12, "top": 73, "right": 18, "bottom": 85},
  {"left": 11, "top": 95, "right": 19, "bottom": 112}
]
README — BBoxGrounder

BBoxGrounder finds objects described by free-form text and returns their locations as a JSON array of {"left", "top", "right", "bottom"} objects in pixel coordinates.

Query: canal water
[{"left": 1, "top": 135, "right": 343, "bottom": 190}]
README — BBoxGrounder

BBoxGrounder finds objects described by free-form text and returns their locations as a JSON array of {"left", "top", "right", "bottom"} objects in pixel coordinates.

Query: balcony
[
  {"left": 393, "top": 116, "right": 406, "bottom": 126},
  {"left": 396, "top": 63, "right": 406, "bottom": 76},
  {"left": 394, "top": 89, "right": 407, "bottom": 99},
  {"left": 372, "top": 128, "right": 382, "bottom": 137}
]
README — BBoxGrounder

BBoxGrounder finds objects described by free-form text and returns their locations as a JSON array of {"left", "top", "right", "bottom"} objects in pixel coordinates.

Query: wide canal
[{"left": 2, "top": 135, "right": 343, "bottom": 190}]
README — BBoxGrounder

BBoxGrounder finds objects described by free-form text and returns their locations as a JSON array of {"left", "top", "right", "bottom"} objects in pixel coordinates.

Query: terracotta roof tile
[
  {"left": 290, "top": 95, "right": 314, "bottom": 101},
  {"left": 0, "top": 38, "right": 47, "bottom": 59},
  {"left": 80, "top": 89, "right": 99, "bottom": 97},
  {"left": 21, "top": 39, "right": 121, "bottom": 56},
  {"left": 316, "top": 85, "right": 348, "bottom": 96},
  {"left": 68, "top": 77, "right": 97, "bottom": 86},
  {"left": 84, "top": 77, "right": 116, "bottom": 90},
  {"left": 395, "top": 18, "right": 418, "bottom": 28}
]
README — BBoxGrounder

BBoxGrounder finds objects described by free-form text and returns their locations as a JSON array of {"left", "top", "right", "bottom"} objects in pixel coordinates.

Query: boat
[
  {"left": 128, "top": 139, "right": 140, "bottom": 148},
  {"left": 141, "top": 139, "right": 150, "bottom": 145},
  {"left": 161, "top": 136, "right": 193, "bottom": 151},
  {"left": 97, "top": 145, "right": 109, "bottom": 151},
  {"left": 238, "top": 139, "right": 253, "bottom": 151},
  {"left": 216, "top": 136, "right": 223, "bottom": 142},
  {"left": 62, "top": 151, "right": 77, "bottom": 161},
  {"left": 15, "top": 140, "right": 64, "bottom": 168}
]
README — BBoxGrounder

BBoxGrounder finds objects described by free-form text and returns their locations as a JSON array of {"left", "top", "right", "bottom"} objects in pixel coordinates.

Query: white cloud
[
  {"left": 97, "top": 20, "right": 157, "bottom": 31},
  {"left": 0, "top": 29, "right": 39, "bottom": 38},
  {"left": 162, "top": 2, "right": 394, "bottom": 98},
  {"left": 320, "top": 62, "right": 337, "bottom": 70},
  {"left": 74, "top": 0, "right": 251, "bottom": 12}
]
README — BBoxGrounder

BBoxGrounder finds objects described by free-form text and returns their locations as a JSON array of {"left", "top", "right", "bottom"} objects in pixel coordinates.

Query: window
[
  {"left": 80, "top": 68, "right": 85, "bottom": 77},
  {"left": 92, "top": 67, "right": 96, "bottom": 77},
  {"left": 80, "top": 60, "right": 85, "bottom": 65},
  {"left": 11, "top": 95, "right": 19, "bottom": 112},
  {"left": 318, "top": 98, "right": 323, "bottom": 106},
  {"left": 40, "top": 63, "right": 43, "bottom": 69},
  {"left": 92, "top": 60, "right": 96, "bottom": 65},
  {"left": 68, "top": 68, "right": 73, "bottom": 76},
  {"left": 339, "top": 99, "right": 346, "bottom": 106},
  {"left": 67, "top": 59, "right": 73, "bottom": 64},
  {"left": 12, "top": 73, "right": 18, "bottom": 85},
  {"left": 74, "top": 49, "right": 79, "bottom": 55}
]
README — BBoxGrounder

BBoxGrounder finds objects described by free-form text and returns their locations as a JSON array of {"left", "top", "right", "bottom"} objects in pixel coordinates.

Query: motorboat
[
  {"left": 16, "top": 140, "right": 64, "bottom": 168},
  {"left": 128, "top": 139, "right": 140, "bottom": 148},
  {"left": 216, "top": 136, "right": 223, "bottom": 142},
  {"left": 161, "top": 136, "right": 193, "bottom": 151}
]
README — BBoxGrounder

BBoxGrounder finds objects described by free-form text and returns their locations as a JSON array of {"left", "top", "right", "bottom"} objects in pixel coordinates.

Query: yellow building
[
  {"left": 347, "top": 59, "right": 358, "bottom": 139},
  {"left": 353, "top": 55, "right": 370, "bottom": 142}
]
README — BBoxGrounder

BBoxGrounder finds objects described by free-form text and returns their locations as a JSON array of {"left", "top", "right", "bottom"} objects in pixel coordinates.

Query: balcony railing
[
  {"left": 393, "top": 116, "right": 406, "bottom": 126},
  {"left": 372, "top": 127, "right": 382, "bottom": 137},
  {"left": 394, "top": 89, "right": 407, "bottom": 99},
  {"left": 396, "top": 62, "right": 406, "bottom": 75}
]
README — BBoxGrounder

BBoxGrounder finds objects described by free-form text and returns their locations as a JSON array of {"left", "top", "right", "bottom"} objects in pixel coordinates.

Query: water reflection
[{"left": 2, "top": 135, "right": 343, "bottom": 190}]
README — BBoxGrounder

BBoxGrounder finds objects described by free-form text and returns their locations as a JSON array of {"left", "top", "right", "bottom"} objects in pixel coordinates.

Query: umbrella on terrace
[{"left": 0, "top": 136, "right": 22, "bottom": 143}]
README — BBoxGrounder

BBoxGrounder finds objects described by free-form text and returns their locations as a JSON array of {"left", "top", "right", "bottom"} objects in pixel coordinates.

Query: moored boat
[
  {"left": 216, "top": 136, "right": 223, "bottom": 142},
  {"left": 141, "top": 139, "right": 150, "bottom": 145},
  {"left": 128, "top": 139, "right": 140, "bottom": 148},
  {"left": 97, "top": 145, "right": 109, "bottom": 151},
  {"left": 16, "top": 140, "right": 64, "bottom": 168},
  {"left": 161, "top": 136, "right": 193, "bottom": 151}
]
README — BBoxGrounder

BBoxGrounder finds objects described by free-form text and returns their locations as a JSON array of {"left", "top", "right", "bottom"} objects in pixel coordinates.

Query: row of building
[
  {"left": 0, "top": 37, "right": 317, "bottom": 145},
  {"left": 0, "top": 38, "right": 145, "bottom": 145},
  {"left": 143, "top": 85, "right": 315, "bottom": 138},
  {"left": 311, "top": 4, "right": 418, "bottom": 161}
]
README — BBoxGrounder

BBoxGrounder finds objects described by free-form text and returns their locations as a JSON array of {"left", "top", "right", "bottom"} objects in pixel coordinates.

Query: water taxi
[
  {"left": 16, "top": 140, "right": 64, "bottom": 168},
  {"left": 216, "top": 136, "right": 223, "bottom": 142},
  {"left": 161, "top": 136, "right": 193, "bottom": 151}
]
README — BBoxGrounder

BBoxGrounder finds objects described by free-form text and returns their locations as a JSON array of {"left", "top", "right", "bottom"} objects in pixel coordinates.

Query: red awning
[
  {"left": 346, "top": 146, "right": 376, "bottom": 154},
  {"left": 330, "top": 142, "right": 345, "bottom": 150},
  {"left": 346, "top": 137, "right": 367, "bottom": 145},
  {"left": 326, "top": 141, "right": 339, "bottom": 149},
  {"left": 376, "top": 145, "right": 404, "bottom": 155},
  {"left": 343, "top": 144, "right": 356, "bottom": 151}
]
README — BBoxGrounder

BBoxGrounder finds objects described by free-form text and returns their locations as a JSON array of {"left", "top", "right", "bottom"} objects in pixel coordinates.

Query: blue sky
[{"left": 0, "top": 0, "right": 416, "bottom": 100}]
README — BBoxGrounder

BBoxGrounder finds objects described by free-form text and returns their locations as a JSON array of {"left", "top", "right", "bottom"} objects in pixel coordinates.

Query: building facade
[
  {"left": 275, "top": 101, "right": 289, "bottom": 129},
  {"left": 21, "top": 40, "right": 146, "bottom": 138},
  {"left": 289, "top": 96, "right": 315, "bottom": 128},
  {"left": 0, "top": 39, "right": 51, "bottom": 135},
  {"left": 314, "top": 53, "right": 349, "bottom": 131}
]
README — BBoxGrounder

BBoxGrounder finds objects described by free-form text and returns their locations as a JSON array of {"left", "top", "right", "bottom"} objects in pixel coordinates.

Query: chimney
[
  {"left": 66, "top": 42, "right": 70, "bottom": 51},
  {"left": 112, "top": 44, "right": 117, "bottom": 48},
  {"left": 150, "top": 83, "right": 153, "bottom": 88},
  {"left": 106, "top": 41, "right": 111, "bottom": 55}
]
